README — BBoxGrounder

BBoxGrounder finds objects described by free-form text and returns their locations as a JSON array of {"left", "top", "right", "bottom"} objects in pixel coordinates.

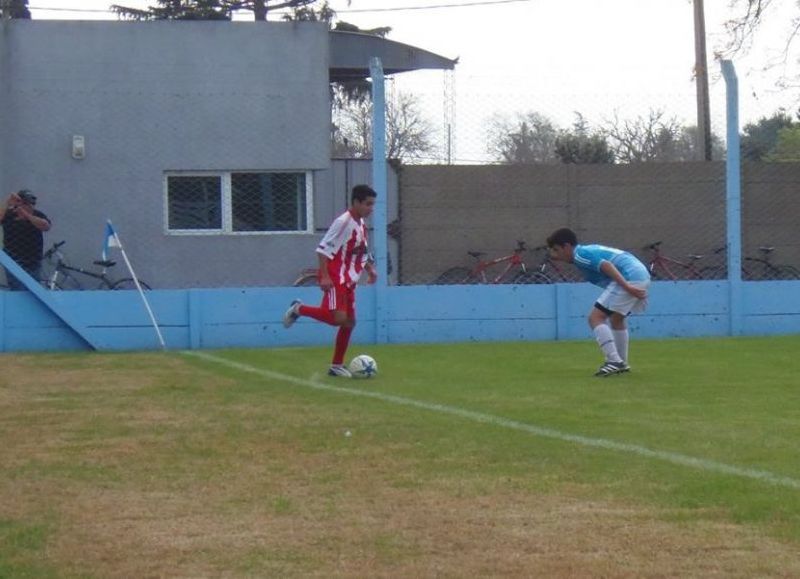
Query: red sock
[
  {"left": 332, "top": 326, "right": 353, "bottom": 365},
  {"left": 298, "top": 305, "right": 337, "bottom": 326}
]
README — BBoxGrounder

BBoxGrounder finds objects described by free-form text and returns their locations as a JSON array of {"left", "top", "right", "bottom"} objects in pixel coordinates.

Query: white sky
[{"left": 25, "top": 0, "right": 800, "bottom": 161}]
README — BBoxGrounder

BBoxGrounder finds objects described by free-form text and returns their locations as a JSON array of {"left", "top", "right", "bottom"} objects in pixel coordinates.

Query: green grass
[
  {"left": 2, "top": 335, "right": 800, "bottom": 576},
  {"left": 209, "top": 336, "right": 800, "bottom": 534}
]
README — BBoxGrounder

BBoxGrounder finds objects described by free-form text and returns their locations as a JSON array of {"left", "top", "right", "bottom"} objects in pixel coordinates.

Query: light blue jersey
[{"left": 573, "top": 244, "right": 650, "bottom": 288}]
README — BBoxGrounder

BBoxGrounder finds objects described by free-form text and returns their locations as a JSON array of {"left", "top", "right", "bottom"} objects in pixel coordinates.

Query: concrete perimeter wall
[
  {"left": 1, "top": 281, "right": 798, "bottom": 352},
  {"left": 396, "top": 162, "right": 800, "bottom": 284}
]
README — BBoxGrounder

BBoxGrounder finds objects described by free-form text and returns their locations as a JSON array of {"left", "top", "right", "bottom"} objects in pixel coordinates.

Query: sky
[{"left": 24, "top": 0, "right": 800, "bottom": 161}]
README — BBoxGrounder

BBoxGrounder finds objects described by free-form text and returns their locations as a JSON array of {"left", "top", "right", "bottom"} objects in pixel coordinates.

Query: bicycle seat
[
  {"left": 467, "top": 251, "right": 485, "bottom": 259},
  {"left": 758, "top": 246, "right": 775, "bottom": 254},
  {"left": 644, "top": 241, "right": 662, "bottom": 250},
  {"left": 93, "top": 260, "right": 116, "bottom": 267},
  {"left": 688, "top": 254, "right": 704, "bottom": 261}
]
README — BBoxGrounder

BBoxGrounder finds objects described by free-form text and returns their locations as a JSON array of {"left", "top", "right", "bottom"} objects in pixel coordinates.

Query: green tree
[
  {"left": 677, "top": 125, "right": 726, "bottom": 161},
  {"left": 486, "top": 112, "right": 560, "bottom": 164},
  {"left": 740, "top": 112, "right": 797, "bottom": 161},
  {"left": 554, "top": 114, "right": 614, "bottom": 164},
  {"left": 285, "top": 0, "right": 388, "bottom": 37},
  {"left": 111, "top": 0, "right": 317, "bottom": 21},
  {"left": 2, "top": 0, "right": 30, "bottom": 19},
  {"left": 764, "top": 126, "right": 800, "bottom": 161}
]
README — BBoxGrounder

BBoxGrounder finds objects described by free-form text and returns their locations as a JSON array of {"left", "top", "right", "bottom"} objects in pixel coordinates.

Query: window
[
  {"left": 167, "top": 176, "right": 222, "bottom": 231},
  {"left": 166, "top": 172, "right": 312, "bottom": 234}
]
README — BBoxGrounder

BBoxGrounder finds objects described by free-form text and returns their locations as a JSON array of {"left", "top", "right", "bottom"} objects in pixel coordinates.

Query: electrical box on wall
[{"left": 71, "top": 135, "right": 85, "bottom": 159}]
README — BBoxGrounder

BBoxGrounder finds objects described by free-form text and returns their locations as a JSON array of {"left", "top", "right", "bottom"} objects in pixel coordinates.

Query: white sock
[
  {"left": 612, "top": 329, "right": 629, "bottom": 364},
  {"left": 593, "top": 324, "right": 623, "bottom": 363}
]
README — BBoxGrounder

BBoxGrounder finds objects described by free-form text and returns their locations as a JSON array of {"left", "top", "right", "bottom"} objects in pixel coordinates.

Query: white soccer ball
[{"left": 348, "top": 354, "right": 378, "bottom": 379}]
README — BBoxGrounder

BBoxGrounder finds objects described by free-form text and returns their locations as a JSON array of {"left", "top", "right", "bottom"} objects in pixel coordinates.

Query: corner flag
[
  {"left": 101, "top": 219, "right": 166, "bottom": 350},
  {"left": 102, "top": 221, "right": 122, "bottom": 261}
]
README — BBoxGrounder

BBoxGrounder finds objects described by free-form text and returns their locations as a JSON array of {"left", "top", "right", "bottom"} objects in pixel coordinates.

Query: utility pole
[{"left": 694, "top": 0, "right": 713, "bottom": 161}]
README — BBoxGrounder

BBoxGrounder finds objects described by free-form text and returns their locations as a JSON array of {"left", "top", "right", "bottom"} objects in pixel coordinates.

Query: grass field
[{"left": 2, "top": 336, "right": 800, "bottom": 577}]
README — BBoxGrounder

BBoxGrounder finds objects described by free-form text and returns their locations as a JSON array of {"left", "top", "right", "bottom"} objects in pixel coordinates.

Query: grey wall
[
  {"left": 1, "top": 20, "right": 332, "bottom": 288},
  {"left": 396, "top": 162, "right": 799, "bottom": 284}
]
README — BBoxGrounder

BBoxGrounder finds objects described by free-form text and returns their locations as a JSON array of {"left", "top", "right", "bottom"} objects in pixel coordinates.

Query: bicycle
[
  {"left": 525, "top": 245, "right": 582, "bottom": 284},
  {"left": 293, "top": 267, "right": 320, "bottom": 287},
  {"left": 695, "top": 246, "right": 747, "bottom": 280},
  {"left": 43, "top": 240, "right": 152, "bottom": 290},
  {"left": 743, "top": 246, "right": 800, "bottom": 281},
  {"left": 433, "top": 240, "right": 539, "bottom": 284},
  {"left": 643, "top": 241, "right": 706, "bottom": 280},
  {"left": 698, "top": 246, "right": 800, "bottom": 281}
]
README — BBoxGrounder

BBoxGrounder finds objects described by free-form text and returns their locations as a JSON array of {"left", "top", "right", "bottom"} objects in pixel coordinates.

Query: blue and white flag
[
  {"left": 101, "top": 220, "right": 122, "bottom": 261},
  {"left": 99, "top": 219, "right": 165, "bottom": 349}
]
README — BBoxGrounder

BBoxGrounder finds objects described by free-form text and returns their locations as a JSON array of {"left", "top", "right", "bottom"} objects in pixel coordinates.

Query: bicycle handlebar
[{"left": 44, "top": 240, "right": 66, "bottom": 259}]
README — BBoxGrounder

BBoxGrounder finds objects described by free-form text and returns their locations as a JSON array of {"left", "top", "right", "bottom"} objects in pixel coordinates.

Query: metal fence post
[
  {"left": 369, "top": 57, "right": 388, "bottom": 343},
  {"left": 721, "top": 59, "right": 743, "bottom": 336}
]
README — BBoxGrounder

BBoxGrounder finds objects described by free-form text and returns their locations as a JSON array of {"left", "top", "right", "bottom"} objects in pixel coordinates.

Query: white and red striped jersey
[{"left": 316, "top": 209, "right": 369, "bottom": 287}]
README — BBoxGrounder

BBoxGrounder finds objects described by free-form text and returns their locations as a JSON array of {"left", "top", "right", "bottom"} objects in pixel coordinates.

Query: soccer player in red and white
[{"left": 283, "top": 184, "right": 377, "bottom": 377}]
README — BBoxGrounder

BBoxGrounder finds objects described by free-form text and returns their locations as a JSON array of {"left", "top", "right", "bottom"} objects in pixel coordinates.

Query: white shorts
[{"left": 595, "top": 280, "right": 650, "bottom": 316}]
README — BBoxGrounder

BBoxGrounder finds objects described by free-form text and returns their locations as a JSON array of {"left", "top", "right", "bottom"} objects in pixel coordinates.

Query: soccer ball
[{"left": 348, "top": 354, "right": 378, "bottom": 379}]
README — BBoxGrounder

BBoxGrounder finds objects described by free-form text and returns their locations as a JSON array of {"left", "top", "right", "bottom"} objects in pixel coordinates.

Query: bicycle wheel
[
  {"left": 699, "top": 266, "right": 726, "bottom": 280},
  {"left": 293, "top": 273, "right": 319, "bottom": 287},
  {"left": 111, "top": 278, "right": 152, "bottom": 290},
  {"left": 432, "top": 267, "right": 477, "bottom": 285},
  {"left": 53, "top": 273, "right": 83, "bottom": 291},
  {"left": 512, "top": 270, "right": 552, "bottom": 284},
  {"left": 772, "top": 265, "right": 800, "bottom": 280}
]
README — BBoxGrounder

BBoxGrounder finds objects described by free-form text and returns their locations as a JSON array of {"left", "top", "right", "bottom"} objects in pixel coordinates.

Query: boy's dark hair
[
  {"left": 546, "top": 227, "right": 578, "bottom": 248},
  {"left": 351, "top": 184, "right": 377, "bottom": 203}
]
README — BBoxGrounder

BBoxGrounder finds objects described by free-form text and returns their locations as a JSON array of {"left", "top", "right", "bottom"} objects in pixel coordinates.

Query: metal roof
[{"left": 329, "top": 30, "right": 458, "bottom": 83}]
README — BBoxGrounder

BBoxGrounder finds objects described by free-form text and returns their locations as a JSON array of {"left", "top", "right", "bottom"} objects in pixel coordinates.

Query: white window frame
[{"left": 164, "top": 170, "right": 314, "bottom": 236}]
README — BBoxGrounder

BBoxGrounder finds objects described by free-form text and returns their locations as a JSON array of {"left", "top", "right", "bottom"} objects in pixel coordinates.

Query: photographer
[{"left": 0, "top": 190, "right": 51, "bottom": 290}]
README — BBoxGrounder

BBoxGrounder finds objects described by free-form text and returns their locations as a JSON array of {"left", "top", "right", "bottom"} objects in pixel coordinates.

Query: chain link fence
[
  {"left": 387, "top": 74, "right": 743, "bottom": 285},
  {"left": 3, "top": 29, "right": 798, "bottom": 289}
]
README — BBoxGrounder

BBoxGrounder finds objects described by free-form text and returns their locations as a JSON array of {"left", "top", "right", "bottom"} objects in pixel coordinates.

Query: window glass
[
  {"left": 167, "top": 176, "right": 222, "bottom": 230},
  {"left": 231, "top": 172, "right": 307, "bottom": 232}
]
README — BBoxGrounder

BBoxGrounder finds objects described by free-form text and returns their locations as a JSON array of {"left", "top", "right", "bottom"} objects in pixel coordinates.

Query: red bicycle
[
  {"left": 433, "top": 240, "right": 543, "bottom": 284},
  {"left": 644, "top": 241, "right": 706, "bottom": 280},
  {"left": 528, "top": 245, "right": 582, "bottom": 283},
  {"left": 293, "top": 267, "right": 320, "bottom": 287}
]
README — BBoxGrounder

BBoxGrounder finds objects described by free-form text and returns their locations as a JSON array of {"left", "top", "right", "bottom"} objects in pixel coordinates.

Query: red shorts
[{"left": 321, "top": 283, "right": 355, "bottom": 317}]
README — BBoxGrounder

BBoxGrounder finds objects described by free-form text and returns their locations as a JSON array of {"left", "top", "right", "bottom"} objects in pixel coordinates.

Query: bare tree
[
  {"left": 604, "top": 109, "right": 724, "bottom": 163},
  {"left": 720, "top": 0, "right": 800, "bottom": 93},
  {"left": 604, "top": 110, "right": 684, "bottom": 163},
  {"left": 721, "top": 0, "right": 787, "bottom": 55},
  {"left": 331, "top": 86, "right": 438, "bottom": 163}
]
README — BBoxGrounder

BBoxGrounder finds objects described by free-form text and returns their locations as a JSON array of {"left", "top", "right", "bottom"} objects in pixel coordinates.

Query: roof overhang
[{"left": 329, "top": 30, "right": 458, "bottom": 83}]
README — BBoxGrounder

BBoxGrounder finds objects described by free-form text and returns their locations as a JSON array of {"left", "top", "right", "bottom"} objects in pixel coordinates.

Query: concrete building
[{"left": 0, "top": 20, "right": 455, "bottom": 288}]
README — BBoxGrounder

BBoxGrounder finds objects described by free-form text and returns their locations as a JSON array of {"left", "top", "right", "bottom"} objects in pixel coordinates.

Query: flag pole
[{"left": 108, "top": 220, "right": 166, "bottom": 350}]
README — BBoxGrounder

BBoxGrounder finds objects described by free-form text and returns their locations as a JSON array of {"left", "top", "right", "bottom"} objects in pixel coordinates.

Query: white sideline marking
[{"left": 184, "top": 351, "right": 800, "bottom": 491}]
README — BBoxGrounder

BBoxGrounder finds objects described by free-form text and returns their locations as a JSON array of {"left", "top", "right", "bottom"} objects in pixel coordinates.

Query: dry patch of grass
[
  {"left": 1, "top": 353, "right": 799, "bottom": 577},
  {"left": 35, "top": 471, "right": 800, "bottom": 578}
]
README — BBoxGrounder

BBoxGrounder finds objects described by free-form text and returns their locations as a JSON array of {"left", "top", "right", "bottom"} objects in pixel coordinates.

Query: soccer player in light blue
[{"left": 546, "top": 227, "right": 650, "bottom": 377}]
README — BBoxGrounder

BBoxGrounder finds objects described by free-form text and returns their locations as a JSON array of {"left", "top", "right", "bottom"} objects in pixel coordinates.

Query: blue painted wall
[{"left": 1, "top": 280, "right": 797, "bottom": 353}]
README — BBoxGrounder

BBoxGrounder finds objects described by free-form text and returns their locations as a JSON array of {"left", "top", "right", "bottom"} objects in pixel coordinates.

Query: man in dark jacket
[{"left": 1, "top": 189, "right": 51, "bottom": 290}]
